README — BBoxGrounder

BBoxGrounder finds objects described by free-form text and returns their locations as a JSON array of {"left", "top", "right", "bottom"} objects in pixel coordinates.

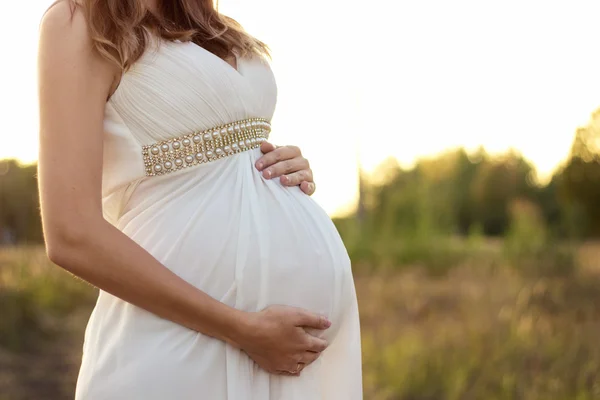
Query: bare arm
[
  {"left": 38, "top": 3, "right": 329, "bottom": 375},
  {"left": 38, "top": 2, "right": 244, "bottom": 346}
]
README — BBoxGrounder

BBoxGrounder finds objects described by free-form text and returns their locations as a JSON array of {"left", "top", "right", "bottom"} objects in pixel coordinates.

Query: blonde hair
[{"left": 52, "top": 0, "right": 269, "bottom": 70}]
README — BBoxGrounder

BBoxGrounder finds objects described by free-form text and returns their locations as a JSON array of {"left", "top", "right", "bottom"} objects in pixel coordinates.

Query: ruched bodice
[
  {"left": 109, "top": 39, "right": 276, "bottom": 142},
  {"left": 77, "top": 37, "right": 362, "bottom": 400},
  {"left": 101, "top": 39, "right": 277, "bottom": 225}
]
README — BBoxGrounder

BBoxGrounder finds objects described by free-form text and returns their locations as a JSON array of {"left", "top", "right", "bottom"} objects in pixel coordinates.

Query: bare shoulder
[
  {"left": 40, "top": 0, "right": 88, "bottom": 47},
  {"left": 38, "top": 0, "right": 117, "bottom": 97}
]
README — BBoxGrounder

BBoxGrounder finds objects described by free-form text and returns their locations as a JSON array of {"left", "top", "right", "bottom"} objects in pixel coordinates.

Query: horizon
[{"left": 0, "top": 137, "right": 581, "bottom": 182}]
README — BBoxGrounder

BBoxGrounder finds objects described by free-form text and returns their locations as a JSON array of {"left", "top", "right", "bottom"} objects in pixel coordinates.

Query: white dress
[{"left": 75, "top": 38, "right": 362, "bottom": 400}]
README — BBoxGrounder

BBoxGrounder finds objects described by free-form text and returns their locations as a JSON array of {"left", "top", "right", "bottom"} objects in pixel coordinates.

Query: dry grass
[
  {"left": 1, "top": 243, "right": 600, "bottom": 399},
  {"left": 0, "top": 246, "right": 95, "bottom": 400},
  {"left": 357, "top": 252, "right": 600, "bottom": 399}
]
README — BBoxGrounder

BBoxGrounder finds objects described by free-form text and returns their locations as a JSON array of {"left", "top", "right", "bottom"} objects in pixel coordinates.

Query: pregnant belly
[
  {"left": 119, "top": 157, "right": 352, "bottom": 343},
  {"left": 246, "top": 187, "right": 350, "bottom": 336},
  {"left": 235, "top": 183, "right": 352, "bottom": 342}
]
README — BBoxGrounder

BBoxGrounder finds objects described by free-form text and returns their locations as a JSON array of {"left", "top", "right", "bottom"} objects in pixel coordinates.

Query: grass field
[{"left": 1, "top": 241, "right": 600, "bottom": 400}]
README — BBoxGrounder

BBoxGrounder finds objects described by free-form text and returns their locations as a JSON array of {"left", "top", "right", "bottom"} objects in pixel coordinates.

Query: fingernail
[
  {"left": 281, "top": 175, "right": 288, "bottom": 184},
  {"left": 324, "top": 319, "right": 332, "bottom": 328},
  {"left": 264, "top": 169, "right": 272, "bottom": 178},
  {"left": 256, "top": 162, "right": 263, "bottom": 170}
]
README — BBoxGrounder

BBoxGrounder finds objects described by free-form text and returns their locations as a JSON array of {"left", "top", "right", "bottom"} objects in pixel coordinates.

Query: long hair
[{"left": 53, "top": 0, "right": 269, "bottom": 70}]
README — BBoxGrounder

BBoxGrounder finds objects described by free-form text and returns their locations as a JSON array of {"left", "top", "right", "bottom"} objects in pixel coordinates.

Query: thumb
[{"left": 295, "top": 311, "right": 331, "bottom": 330}]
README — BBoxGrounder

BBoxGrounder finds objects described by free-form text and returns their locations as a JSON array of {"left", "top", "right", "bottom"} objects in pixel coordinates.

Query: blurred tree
[
  {"left": 470, "top": 150, "right": 537, "bottom": 235},
  {"left": 534, "top": 173, "right": 565, "bottom": 236},
  {"left": 560, "top": 110, "right": 600, "bottom": 237},
  {"left": 360, "top": 147, "right": 541, "bottom": 239},
  {"left": 0, "top": 159, "right": 42, "bottom": 244}
]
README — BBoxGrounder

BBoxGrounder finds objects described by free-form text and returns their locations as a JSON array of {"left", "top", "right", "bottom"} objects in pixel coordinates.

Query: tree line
[
  {"left": 1, "top": 109, "right": 599, "bottom": 245},
  {"left": 354, "top": 109, "right": 600, "bottom": 240}
]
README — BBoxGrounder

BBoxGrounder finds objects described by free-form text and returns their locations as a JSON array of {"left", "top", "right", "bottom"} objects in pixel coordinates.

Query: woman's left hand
[{"left": 255, "top": 142, "right": 316, "bottom": 196}]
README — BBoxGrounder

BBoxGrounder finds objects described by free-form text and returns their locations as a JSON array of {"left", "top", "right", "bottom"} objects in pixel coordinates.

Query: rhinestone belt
[{"left": 142, "top": 117, "right": 271, "bottom": 176}]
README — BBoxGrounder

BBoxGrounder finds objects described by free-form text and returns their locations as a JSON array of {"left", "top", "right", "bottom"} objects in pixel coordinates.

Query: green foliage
[
  {"left": 0, "top": 288, "right": 42, "bottom": 351},
  {"left": 561, "top": 158, "right": 600, "bottom": 237},
  {"left": 0, "top": 247, "right": 96, "bottom": 351},
  {"left": 559, "top": 110, "right": 600, "bottom": 237},
  {"left": 343, "top": 107, "right": 600, "bottom": 242},
  {"left": 357, "top": 147, "right": 544, "bottom": 242},
  {"left": 470, "top": 151, "right": 538, "bottom": 236},
  {"left": 0, "top": 159, "right": 42, "bottom": 244},
  {"left": 503, "top": 199, "right": 576, "bottom": 278},
  {"left": 336, "top": 216, "right": 488, "bottom": 276}
]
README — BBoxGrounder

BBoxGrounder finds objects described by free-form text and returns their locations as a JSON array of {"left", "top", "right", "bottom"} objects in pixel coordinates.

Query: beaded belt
[{"left": 142, "top": 117, "right": 271, "bottom": 176}]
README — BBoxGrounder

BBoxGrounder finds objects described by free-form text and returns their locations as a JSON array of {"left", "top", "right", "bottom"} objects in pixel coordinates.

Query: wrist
[{"left": 221, "top": 309, "right": 254, "bottom": 349}]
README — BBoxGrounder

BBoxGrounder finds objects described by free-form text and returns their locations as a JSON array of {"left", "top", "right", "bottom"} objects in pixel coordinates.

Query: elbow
[
  {"left": 46, "top": 241, "right": 71, "bottom": 267},
  {"left": 45, "top": 223, "right": 93, "bottom": 267}
]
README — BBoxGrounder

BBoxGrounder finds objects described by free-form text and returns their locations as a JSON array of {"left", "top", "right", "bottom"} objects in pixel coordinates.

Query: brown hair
[{"left": 53, "top": 0, "right": 269, "bottom": 70}]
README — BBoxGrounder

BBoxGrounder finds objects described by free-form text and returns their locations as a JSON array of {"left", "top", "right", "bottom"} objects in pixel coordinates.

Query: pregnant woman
[{"left": 37, "top": 0, "right": 362, "bottom": 399}]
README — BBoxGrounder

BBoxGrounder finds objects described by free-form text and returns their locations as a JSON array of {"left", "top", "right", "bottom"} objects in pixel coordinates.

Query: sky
[{"left": 1, "top": 1, "right": 600, "bottom": 216}]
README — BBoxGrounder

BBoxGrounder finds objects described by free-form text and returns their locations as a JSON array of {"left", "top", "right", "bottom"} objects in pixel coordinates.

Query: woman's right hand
[{"left": 235, "top": 305, "right": 331, "bottom": 375}]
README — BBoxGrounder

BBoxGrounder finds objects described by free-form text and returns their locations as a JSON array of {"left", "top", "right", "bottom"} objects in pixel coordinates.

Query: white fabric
[{"left": 75, "top": 38, "right": 362, "bottom": 400}]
